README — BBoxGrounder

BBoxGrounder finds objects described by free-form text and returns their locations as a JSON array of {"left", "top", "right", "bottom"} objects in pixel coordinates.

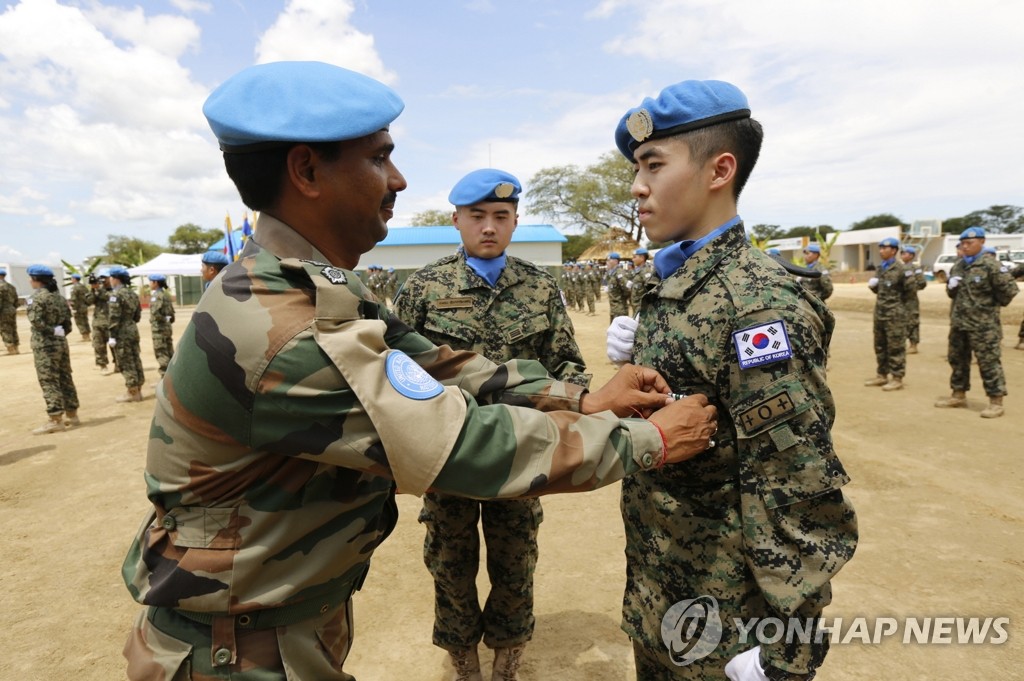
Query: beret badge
[
  {"left": 626, "top": 108, "right": 654, "bottom": 143},
  {"left": 494, "top": 182, "right": 515, "bottom": 199}
]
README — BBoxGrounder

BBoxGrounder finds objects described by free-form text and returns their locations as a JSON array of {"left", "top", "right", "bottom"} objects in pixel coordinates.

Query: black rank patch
[{"left": 737, "top": 390, "right": 796, "bottom": 435}]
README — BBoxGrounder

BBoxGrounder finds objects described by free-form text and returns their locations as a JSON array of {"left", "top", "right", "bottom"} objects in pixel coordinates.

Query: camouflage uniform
[
  {"left": 384, "top": 270, "right": 399, "bottom": 307},
  {"left": 0, "top": 277, "right": 20, "bottom": 350},
  {"left": 629, "top": 260, "right": 654, "bottom": 316},
  {"left": 122, "top": 216, "right": 665, "bottom": 680},
  {"left": 91, "top": 281, "right": 114, "bottom": 369},
  {"left": 395, "top": 250, "right": 591, "bottom": 653},
  {"left": 571, "top": 266, "right": 585, "bottom": 311},
  {"left": 70, "top": 281, "right": 93, "bottom": 336},
  {"left": 149, "top": 286, "right": 176, "bottom": 377},
  {"left": 108, "top": 283, "right": 145, "bottom": 389},
  {"left": 945, "top": 256, "right": 1019, "bottom": 396},
  {"left": 1011, "top": 263, "right": 1024, "bottom": 347},
  {"left": 26, "top": 288, "right": 79, "bottom": 415},
  {"left": 902, "top": 262, "right": 928, "bottom": 346},
  {"left": 869, "top": 259, "right": 909, "bottom": 379},
  {"left": 606, "top": 264, "right": 631, "bottom": 322},
  {"left": 581, "top": 265, "right": 598, "bottom": 314},
  {"left": 797, "top": 261, "right": 833, "bottom": 301},
  {"left": 622, "top": 223, "right": 856, "bottom": 679}
]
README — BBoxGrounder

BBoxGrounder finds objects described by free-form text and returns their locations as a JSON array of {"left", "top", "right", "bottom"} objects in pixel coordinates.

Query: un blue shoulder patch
[{"left": 385, "top": 351, "right": 444, "bottom": 400}]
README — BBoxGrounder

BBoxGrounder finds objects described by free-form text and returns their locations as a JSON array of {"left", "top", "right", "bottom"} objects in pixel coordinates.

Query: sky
[{"left": 1, "top": 0, "right": 1022, "bottom": 267}]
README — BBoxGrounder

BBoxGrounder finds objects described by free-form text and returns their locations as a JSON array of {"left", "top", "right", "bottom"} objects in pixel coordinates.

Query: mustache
[{"left": 381, "top": 193, "right": 397, "bottom": 208}]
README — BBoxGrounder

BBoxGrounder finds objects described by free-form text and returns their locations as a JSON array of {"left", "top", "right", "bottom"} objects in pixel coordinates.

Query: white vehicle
[{"left": 931, "top": 251, "right": 1016, "bottom": 282}]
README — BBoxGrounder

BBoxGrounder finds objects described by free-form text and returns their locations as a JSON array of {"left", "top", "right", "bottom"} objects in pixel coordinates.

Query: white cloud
[{"left": 169, "top": 0, "right": 212, "bottom": 14}]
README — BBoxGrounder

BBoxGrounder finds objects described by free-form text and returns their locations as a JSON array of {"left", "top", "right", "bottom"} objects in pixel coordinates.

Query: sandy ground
[{"left": 0, "top": 282, "right": 1022, "bottom": 681}]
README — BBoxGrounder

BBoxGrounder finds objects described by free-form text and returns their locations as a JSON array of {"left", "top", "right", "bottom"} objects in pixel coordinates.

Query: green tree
[
  {"left": 783, "top": 225, "right": 835, "bottom": 238},
  {"left": 167, "top": 223, "right": 225, "bottom": 254},
  {"left": 563, "top": 233, "right": 596, "bottom": 262},
  {"left": 963, "top": 205, "right": 1023, "bottom": 234},
  {"left": 941, "top": 216, "right": 969, "bottom": 234},
  {"left": 527, "top": 151, "right": 640, "bottom": 241},
  {"left": 849, "top": 213, "right": 907, "bottom": 231},
  {"left": 102, "top": 235, "right": 163, "bottom": 266},
  {"left": 748, "top": 224, "right": 784, "bottom": 242},
  {"left": 410, "top": 209, "right": 453, "bottom": 226}
]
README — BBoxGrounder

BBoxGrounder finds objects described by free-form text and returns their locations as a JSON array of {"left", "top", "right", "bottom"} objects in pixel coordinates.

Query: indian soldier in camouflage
[
  {"left": 614, "top": 79, "right": 857, "bottom": 680},
  {"left": 147, "top": 274, "right": 176, "bottom": 377},
  {"left": 107, "top": 266, "right": 145, "bottom": 402},
  {"left": 395, "top": 168, "right": 592, "bottom": 680},
  {"left": 25, "top": 265, "right": 79, "bottom": 433},
  {"left": 69, "top": 273, "right": 93, "bottom": 341},
  {"left": 581, "top": 261, "right": 598, "bottom": 315},
  {"left": 899, "top": 245, "right": 927, "bottom": 354},
  {"left": 558, "top": 262, "right": 572, "bottom": 308},
  {"left": 89, "top": 273, "right": 116, "bottom": 371},
  {"left": 629, "top": 248, "right": 654, "bottom": 316},
  {"left": 935, "top": 227, "right": 1019, "bottom": 418},
  {"left": 865, "top": 238, "right": 910, "bottom": 391},
  {"left": 797, "top": 243, "right": 833, "bottom": 302},
  {"left": 0, "top": 268, "right": 21, "bottom": 354},
  {"left": 122, "top": 61, "right": 718, "bottom": 681},
  {"left": 606, "top": 253, "right": 630, "bottom": 322}
]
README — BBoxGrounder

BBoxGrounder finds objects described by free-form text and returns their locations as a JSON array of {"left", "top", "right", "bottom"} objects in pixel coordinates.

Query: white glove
[
  {"left": 53, "top": 326, "right": 66, "bottom": 337},
  {"left": 725, "top": 646, "right": 769, "bottom": 681},
  {"left": 606, "top": 315, "right": 638, "bottom": 364},
  {"left": 108, "top": 338, "right": 117, "bottom": 347},
  {"left": 165, "top": 316, "right": 172, "bottom": 322},
  {"left": 867, "top": 277, "right": 879, "bottom": 288},
  {"left": 947, "top": 276, "right": 962, "bottom": 289}
]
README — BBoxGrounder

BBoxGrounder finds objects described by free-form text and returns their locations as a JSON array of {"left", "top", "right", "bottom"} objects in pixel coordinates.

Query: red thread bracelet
[{"left": 651, "top": 421, "right": 669, "bottom": 468}]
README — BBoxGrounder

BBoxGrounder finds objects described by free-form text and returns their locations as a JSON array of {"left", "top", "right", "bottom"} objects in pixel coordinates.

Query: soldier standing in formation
[
  {"left": 106, "top": 266, "right": 145, "bottom": 402},
  {"left": 865, "top": 237, "right": 910, "bottom": 391},
  {"left": 797, "top": 243, "right": 833, "bottom": 302},
  {"left": 120, "top": 61, "right": 716, "bottom": 681},
  {"left": 147, "top": 274, "right": 176, "bottom": 378},
  {"left": 69, "top": 272, "right": 93, "bottom": 342},
  {"left": 89, "top": 272, "right": 117, "bottom": 373},
  {"left": 934, "top": 227, "right": 1019, "bottom": 418},
  {"left": 613, "top": 78, "right": 857, "bottom": 680},
  {"left": 396, "top": 168, "right": 592, "bottom": 681},
  {"left": 384, "top": 266, "right": 398, "bottom": 306},
  {"left": 628, "top": 247, "right": 653, "bottom": 316},
  {"left": 899, "top": 245, "right": 928, "bottom": 354},
  {"left": 1011, "top": 261, "right": 1024, "bottom": 350},
  {"left": 200, "top": 251, "right": 231, "bottom": 291},
  {"left": 605, "top": 252, "right": 630, "bottom": 322},
  {"left": 581, "top": 261, "right": 598, "bottom": 315},
  {"left": 25, "top": 264, "right": 80, "bottom": 434},
  {"left": 0, "top": 267, "right": 21, "bottom": 354}
]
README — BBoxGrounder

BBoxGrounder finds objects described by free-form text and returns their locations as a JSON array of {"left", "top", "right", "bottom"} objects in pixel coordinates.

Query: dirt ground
[{"left": 1, "top": 282, "right": 1022, "bottom": 681}]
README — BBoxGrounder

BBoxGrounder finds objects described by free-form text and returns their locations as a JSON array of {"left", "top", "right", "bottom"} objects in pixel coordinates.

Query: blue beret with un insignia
[
  {"left": 108, "top": 265, "right": 130, "bottom": 276},
  {"left": 901, "top": 245, "right": 916, "bottom": 254},
  {"left": 805, "top": 243, "right": 821, "bottom": 253},
  {"left": 879, "top": 237, "right": 900, "bottom": 248},
  {"left": 960, "top": 226, "right": 985, "bottom": 240},
  {"left": 615, "top": 80, "right": 751, "bottom": 162},
  {"left": 203, "top": 61, "right": 405, "bottom": 152},
  {"left": 202, "top": 251, "right": 231, "bottom": 265},
  {"left": 608, "top": 252, "right": 621, "bottom": 260},
  {"left": 448, "top": 168, "right": 522, "bottom": 206},
  {"left": 27, "top": 264, "right": 54, "bottom": 276},
  {"left": 148, "top": 274, "right": 166, "bottom": 282}
]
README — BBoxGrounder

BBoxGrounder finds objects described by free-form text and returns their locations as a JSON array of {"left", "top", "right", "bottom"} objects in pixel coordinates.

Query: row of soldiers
[
  {"left": 560, "top": 249, "right": 655, "bottom": 319},
  {"left": 362, "top": 264, "right": 398, "bottom": 308}
]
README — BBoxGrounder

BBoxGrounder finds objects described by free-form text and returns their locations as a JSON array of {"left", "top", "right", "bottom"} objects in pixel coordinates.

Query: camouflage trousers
[
  {"left": 583, "top": 287, "right": 596, "bottom": 313},
  {"left": 1018, "top": 317, "right": 1024, "bottom": 340},
  {"left": 152, "top": 326, "right": 174, "bottom": 376},
  {"left": 948, "top": 326, "right": 1006, "bottom": 397},
  {"left": 420, "top": 493, "right": 542, "bottom": 650},
  {"left": 114, "top": 338, "right": 145, "bottom": 388},
  {"left": 32, "top": 341, "right": 79, "bottom": 415},
  {"left": 92, "top": 323, "right": 113, "bottom": 368},
  {"left": 1, "top": 311, "right": 18, "bottom": 347},
  {"left": 609, "top": 298, "right": 630, "bottom": 323},
  {"left": 904, "top": 302, "right": 921, "bottom": 345},
  {"left": 74, "top": 312, "right": 91, "bottom": 335},
  {"left": 124, "top": 602, "right": 356, "bottom": 680},
  {"left": 872, "top": 316, "right": 907, "bottom": 377}
]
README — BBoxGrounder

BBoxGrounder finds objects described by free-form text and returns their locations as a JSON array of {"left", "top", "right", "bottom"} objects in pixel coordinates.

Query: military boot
[
  {"left": 81, "top": 331, "right": 91, "bottom": 342},
  {"left": 64, "top": 410, "right": 81, "bottom": 426},
  {"left": 448, "top": 647, "right": 483, "bottom": 681},
  {"left": 491, "top": 645, "right": 525, "bottom": 681},
  {"left": 33, "top": 414, "right": 66, "bottom": 435},
  {"left": 934, "top": 391, "right": 967, "bottom": 408},
  {"left": 907, "top": 343, "right": 918, "bottom": 354},
  {"left": 863, "top": 375, "right": 888, "bottom": 387},
  {"left": 116, "top": 386, "right": 144, "bottom": 403},
  {"left": 980, "top": 396, "right": 1004, "bottom": 419},
  {"left": 882, "top": 376, "right": 904, "bottom": 391}
]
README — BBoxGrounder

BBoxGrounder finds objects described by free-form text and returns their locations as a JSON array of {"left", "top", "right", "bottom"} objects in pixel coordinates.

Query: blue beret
[
  {"left": 202, "top": 251, "right": 231, "bottom": 265},
  {"left": 27, "top": 264, "right": 54, "bottom": 277},
  {"left": 203, "top": 61, "right": 405, "bottom": 152},
  {"left": 901, "top": 245, "right": 917, "bottom": 254},
  {"left": 960, "top": 226, "right": 985, "bottom": 240},
  {"left": 71, "top": 273, "right": 81, "bottom": 279},
  {"left": 608, "top": 252, "right": 621, "bottom": 260},
  {"left": 387, "top": 267, "right": 394, "bottom": 272},
  {"left": 804, "top": 243, "right": 821, "bottom": 253},
  {"left": 615, "top": 80, "right": 751, "bottom": 161},
  {"left": 766, "top": 248, "right": 781, "bottom": 255},
  {"left": 982, "top": 245, "right": 996, "bottom": 254},
  {"left": 634, "top": 247, "right": 649, "bottom": 255},
  {"left": 108, "top": 265, "right": 130, "bottom": 277},
  {"left": 449, "top": 168, "right": 522, "bottom": 206},
  {"left": 148, "top": 274, "right": 166, "bottom": 282},
  {"left": 0, "top": 268, "right": 6, "bottom": 275},
  {"left": 879, "top": 237, "right": 900, "bottom": 248}
]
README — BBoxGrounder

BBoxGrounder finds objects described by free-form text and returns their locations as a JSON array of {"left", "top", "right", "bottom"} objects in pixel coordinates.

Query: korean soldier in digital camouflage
[
  {"left": 69, "top": 271, "right": 93, "bottom": 341},
  {"left": 629, "top": 247, "right": 653, "bottom": 316},
  {"left": 88, "top": 271, "right": 116, "bottom": 372},
  {"left": 797, "top": 243, "right": 832, "bottom": 303},
  {"left": 606, "top": 251, "right": 631, "bottom": 322},
  {"left": 147, "top": 273, "right": 176, "bottom": 377},
  {"left": 0, "top": 267, "right": 21, "bottom": 354},
  {"left": 864, "top": 237, "right": 910, "bottom": 391},
  {"left": 611, "top": 79, "right": 857, "bottom": 680},
  {"left": 107, "top": 265, "right": 146, "bottom": 402},
  {"left": 25, "top": 264, "right": 80, "bottom": 434},
  {"left": 898, "top": 245, "right": 927, "bottom": 354},
  {"left": 395, "top": 168, "right": 591, "bottom": 680},
  {"left": 121, "top": 61, "right": 720, "bottom": 681}
]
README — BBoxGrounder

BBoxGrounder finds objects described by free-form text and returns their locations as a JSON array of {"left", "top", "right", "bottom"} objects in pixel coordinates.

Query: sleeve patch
[
  {"left": 732, "top": 319, "right": 792, "bottom": 369},
  {"left": 737, "top": 389, "right": 797, "bottom": 435},
  {"left": 385, "top": 350, "right": 444, "bottom": 400}
]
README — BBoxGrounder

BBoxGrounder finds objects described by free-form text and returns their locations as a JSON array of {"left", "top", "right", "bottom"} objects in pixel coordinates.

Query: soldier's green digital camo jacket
[
  {"left": 108, "top": 285, "right": 142, "bottom": 342},
  {"left": 947, "top": 256, "right": 1019, "bottom": 331},
  {"left": 26, "top": 288, "right": 72, "bottom": 352},
  {"left": 70, "top": 281, "right": 93, "bottom": 315},
  {"left": 798, "top": 261, "right": 833, "bottom": 301},
  {"left": 622, "top": 223, "right": 857, "bottom": 679},
  {"left": 123, "top": 215, "right": 665, "bottom": 622},
  {"left": 870, "top": 259, "right": 909, "bottom": 321},
  {"left": 148, "top": 287, "right": 176, "bottom": 332}
]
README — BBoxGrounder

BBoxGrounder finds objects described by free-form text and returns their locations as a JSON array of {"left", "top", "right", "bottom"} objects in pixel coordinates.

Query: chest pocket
[
  {"left": 423, "top": 308, "right": 476, "bottom": 349},
  {"left": 501, "top": 312, "right": 549, "bottom": 347}
]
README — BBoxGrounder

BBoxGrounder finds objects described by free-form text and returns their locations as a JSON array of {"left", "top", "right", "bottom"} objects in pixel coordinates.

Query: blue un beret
[
  {"left": 203, "top": 61, "right": 405, "bottom": 152},
  {"left": 608, "top": 252, "right": 621, "bottom": 260},
  {"left": 902, "top": 245, "right": 917, "bottom": 254},
  {"left": 449, "top": 169, "right": 522, "bottom": 206},
  {"left": 879, "top": 237, "right": 900, "bottom": 248},
  {"left": 108, "top": 265, "right": 130, "bottom": 277},
  {"left": 202, "top": 251, "right": 231, "bottom": 265},
  {"left": 0, "top": 268, "right": 6, "bottom": 275},
  {"left": 982, "top": 245, "right": 996, "bottom": 254},
  {"left": 635, "top": 247, "right": 649, "bottom": 256},
  {"left": 766, "top": 248, "right": 781, "bottom": 256},
  {"left": 27, "top": 264, "right": 54, "bottom": 277},
  {"left": 148, "top": 274, "right": 166, "bottom": 282},
  {"left": 615, "top": 80, "right": 751, "bottom": 162},
  {"left": 804, "top": 243, "right": 821, "bottom": 253},
  {"left": 960, "top": 226, "right": 985, "bottom": 240},
  {"left": 71, "top": 273, "right": 81, "bottom": 279}
]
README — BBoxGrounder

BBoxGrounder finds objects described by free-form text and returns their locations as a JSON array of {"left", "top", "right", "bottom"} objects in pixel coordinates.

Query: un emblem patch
[{"left": 385, "top": 351, "right": 444, "bottom": 400}]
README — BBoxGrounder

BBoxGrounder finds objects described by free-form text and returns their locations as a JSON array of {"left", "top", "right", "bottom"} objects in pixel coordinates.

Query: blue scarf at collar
[
  {"left": 653, "top": 216, "right": 742, "bottom": 279},
  {"left": 962, "top": 254, "right": 978, "bottom": 266},
  {"left": 463, "top": 248, "right": 507, "bottom": 287},
  {"left": 879, "top": 257, "right": 896, "bottom": 271}
]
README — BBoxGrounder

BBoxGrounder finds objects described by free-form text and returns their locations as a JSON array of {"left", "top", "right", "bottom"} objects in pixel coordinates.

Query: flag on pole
[
  {"left": 224, "top": 212, "right": 236, "bottom": 261},
  {"left": 241, "top": 212, "right": 253, "bottom": 246}
]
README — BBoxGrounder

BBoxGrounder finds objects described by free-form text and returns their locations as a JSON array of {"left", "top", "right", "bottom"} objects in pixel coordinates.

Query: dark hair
[
  {"left": 154, "top": 279, "right": 168, "bottom": 289},
  {"left": 223, "top": 141, "right": 345, "bottom": 210},
  {"left": 677, "top": 117, "right": 763, "bottom": 200},
  {"left": 30, "top": 274, "right": 59, "bottom": 293}
]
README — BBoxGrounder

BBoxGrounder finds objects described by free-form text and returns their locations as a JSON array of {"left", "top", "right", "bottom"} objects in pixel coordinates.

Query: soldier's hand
[
  {"left": 948, "top": 275, "right": 962, "bottom": 289},
  {"left": 724, "top": 646, "right": 769, "bottom": 681},
  {"left": 581, "top": 363, "right": 671, "bottom": 418},
  {"left": 108, "top": 338, "right": 117, "bottom": 347},
  {"left": 649, "top": 394, "right": 718, "bottom": 464},
  {"left": 606, "top": 315, "right": 638, "bottom": 364},
  {"left": 867, "top": 277, "right": 879, "bottom": 288}
]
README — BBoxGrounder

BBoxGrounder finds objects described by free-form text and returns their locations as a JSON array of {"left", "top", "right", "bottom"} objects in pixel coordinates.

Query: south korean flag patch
[{"left": 733, "top": 320, "right": 793, "bottom": 369}]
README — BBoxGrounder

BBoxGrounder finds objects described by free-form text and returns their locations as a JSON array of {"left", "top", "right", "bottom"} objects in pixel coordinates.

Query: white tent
[{"left": 128, "top": 253, "right": 204, "bottom": 277}]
